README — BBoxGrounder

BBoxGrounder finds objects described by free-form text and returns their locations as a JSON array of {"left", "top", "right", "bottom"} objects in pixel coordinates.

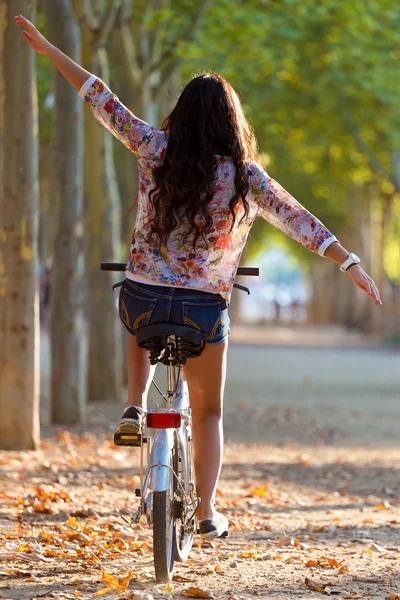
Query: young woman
[{"left": 15, "top": 15, "right": 382, "bottom": 538}]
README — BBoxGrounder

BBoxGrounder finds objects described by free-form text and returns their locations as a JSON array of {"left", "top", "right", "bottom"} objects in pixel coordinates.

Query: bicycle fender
[{"left": 148, "top": 428, "right": 175, "bottom": 492}]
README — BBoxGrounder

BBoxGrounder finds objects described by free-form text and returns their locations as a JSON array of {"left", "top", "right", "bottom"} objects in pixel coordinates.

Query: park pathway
[{"left": 1, "top": 331, "right": 400, "bottom": 599}]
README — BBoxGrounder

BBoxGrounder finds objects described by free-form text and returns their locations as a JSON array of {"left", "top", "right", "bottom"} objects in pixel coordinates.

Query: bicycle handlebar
[{"left": 100, "top": 262, "right": 259, "bottom": 277}]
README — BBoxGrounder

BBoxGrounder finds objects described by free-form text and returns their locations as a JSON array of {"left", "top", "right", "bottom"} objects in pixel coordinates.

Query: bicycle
[{"left": 101, "top": 262, "right": 259, "bottom": 582}]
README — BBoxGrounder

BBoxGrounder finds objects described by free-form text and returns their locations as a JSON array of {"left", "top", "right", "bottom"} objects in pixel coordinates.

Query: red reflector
[{"left": 146, "top": 412, "right": 181, "bottom": 429}]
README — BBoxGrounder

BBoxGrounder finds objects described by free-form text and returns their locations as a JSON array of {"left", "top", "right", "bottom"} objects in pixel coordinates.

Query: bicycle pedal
[{"left": 114, "top": 432, "right": 144, "bottom": 447}]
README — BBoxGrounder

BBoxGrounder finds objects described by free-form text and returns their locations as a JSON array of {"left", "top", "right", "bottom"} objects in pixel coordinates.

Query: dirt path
[{"left": 2, "top": 336, "right": 400, "bottom": 600}]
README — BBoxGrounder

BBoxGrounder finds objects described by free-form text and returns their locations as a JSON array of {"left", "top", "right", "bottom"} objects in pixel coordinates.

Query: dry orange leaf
[
  {"left": 183, "top": 587, "right": 213, "bottom": 598},
  {"left": 278, "top": 536, "right": 297, "bottom": 547},
  {"left": 94, "top": 568, "right": 133, "bottom": 595},
  {"left": 93, "top": 587, "right": 111, "bottom": 596},
  {"left": 326, "top": 557, "right": 341, "bottom": 568},
  {"left": 250, "top": 485, "right": 267, "bottom": 497},
  {"left": 68, "top": 516, "right": 80, "bottom": 528},
  {"left": 306, "top": 556, "right": 345, "bottom": 570},
  {"left": 375, "top": 502, "right": 390, "bottom": 511},
  {"left": 173, "top": 574, "right": 193, "bottom": 582},
  {"left": 306, "top": 560, "right": 318, "bottom": 567},
  {"left": 387, "top": 594, "right": 400, "bottom": 600},
  {"left": 241, "top": 551, "right": 257, "bottom": 558}
]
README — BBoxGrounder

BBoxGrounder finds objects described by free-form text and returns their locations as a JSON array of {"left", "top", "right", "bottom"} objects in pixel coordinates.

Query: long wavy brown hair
[{"left": 148, "top": 71, "right": 258, "bottom": 249}]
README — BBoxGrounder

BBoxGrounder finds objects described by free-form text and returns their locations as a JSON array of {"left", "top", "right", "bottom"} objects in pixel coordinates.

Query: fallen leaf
[
  {"left": 68, "top": 516, "right": 80, "bottom": 528},
  {"left": 18, "top": 552, "right": 51, "bottom": 562},
  {"left": 306, "top": 560, "right": 319, "bottom": 567},
  {"left": 183, "top": 587, "right": 213, "bottom": 598},
  {"left": 326, "top": 557, "right": 341, "bottom": 568},
  {"left": 369, "top": 543, "right": 390, "bottom": 553},
  {"left": 374, "top": 502, "right": 390, "bottom": 511},
  {"left": 250, "top": 485, "right": 267, "bottom": 497},
  {"left": 278, "top": 536, "right": 295, "bottom": 547},
  {"left": 173, "top": 574, "right": 193, "bottom": 582},
  {"left": 93, "top": 587, "right": 112, "bottom": 596},
  {"left": 94, "top": 568, "right": 133, "bottom": 595}
]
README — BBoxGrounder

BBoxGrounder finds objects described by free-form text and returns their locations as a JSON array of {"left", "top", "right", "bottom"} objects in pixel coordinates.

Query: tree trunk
[
  {"left": 44, "top": 0, "right": 87, "bottom": 424},
  {"left": 370, "top": 196, "right": 393, "bottom": 336},
  {"left": 0, "top": 0, "right": 40, "bottom": 450},
  {"left": 81, "top": 30, "right": 122, "bottom": 402}
]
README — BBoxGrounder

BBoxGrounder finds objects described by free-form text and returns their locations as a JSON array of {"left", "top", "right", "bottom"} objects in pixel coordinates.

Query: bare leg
[
  {"left": 183, "top": 340, "right": 228, "bottom": 520},
  {"left": 127, "top": 333, "right": 156, "bottom": 409}
]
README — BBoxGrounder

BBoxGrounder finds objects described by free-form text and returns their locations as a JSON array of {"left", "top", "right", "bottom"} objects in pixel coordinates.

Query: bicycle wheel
[
  {"left": 174, "top": 431, "right": 196, "bottom": 562},
  {"left": 153, "top": 453, "right": 175, "bottom": 582}
]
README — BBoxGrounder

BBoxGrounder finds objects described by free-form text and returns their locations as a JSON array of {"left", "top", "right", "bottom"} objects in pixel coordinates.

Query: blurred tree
[
  {"left": 72, "top": 0, "right": 123, "bottom": 402},
  {"left": 108, "top": 0, "right": 208, "bottom": 372},
  {"left": 34, "top": 8, "right": 53, "bottom": 272},
  {"left": 0, "top": 0, "right": 40, "bottom": 449},
  {"left": 44, "top": 0, "right": 87, "bottom": 424}
]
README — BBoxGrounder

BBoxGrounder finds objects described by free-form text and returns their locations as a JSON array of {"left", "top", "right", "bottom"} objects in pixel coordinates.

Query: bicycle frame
[
  {"left": 147, "top": 371, "right": 190, "bottom": 493},
  {"left": 134, "top": 359, "right": 193, "bottom": 525}
]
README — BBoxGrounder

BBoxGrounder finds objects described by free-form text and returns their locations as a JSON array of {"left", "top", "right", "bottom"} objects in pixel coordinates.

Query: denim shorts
[{"left": 118, "top": 279, "right": 230, "bottom": 345}]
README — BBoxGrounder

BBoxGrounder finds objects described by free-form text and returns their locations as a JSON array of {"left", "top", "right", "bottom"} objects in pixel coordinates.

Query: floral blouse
[{"left": 79, "top": 75, "right": 337, "bottom": 301}]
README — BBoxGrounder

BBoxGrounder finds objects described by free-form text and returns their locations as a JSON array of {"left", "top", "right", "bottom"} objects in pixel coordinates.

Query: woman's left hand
[
  {"left": 15, "top": 14, "right": 51, "bottom": 56},
  {"left": 347, "top": 264, "right": 382, "bottom": 306}
]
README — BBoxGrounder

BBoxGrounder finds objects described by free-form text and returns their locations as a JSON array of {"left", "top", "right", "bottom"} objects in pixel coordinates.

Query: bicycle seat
[{"left": 136, "top": 323, "right": 207, "bottom": 366}]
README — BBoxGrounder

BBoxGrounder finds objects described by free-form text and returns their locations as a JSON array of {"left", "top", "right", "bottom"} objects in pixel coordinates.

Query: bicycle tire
[
  {"left": 174, "top": 433, "right": 195, "bottom": 562},
  {"left": 153, "top": 487, "right": 175, "bottom": 581}
]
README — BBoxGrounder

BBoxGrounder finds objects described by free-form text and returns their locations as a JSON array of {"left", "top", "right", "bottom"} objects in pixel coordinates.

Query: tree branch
[
  {"left": 83, "top": 0, "right": 99, "bottom": 30},
  {"left": 341, "top": 97, "right": 398, "bottom": 190},
  {"left": 144, "top": 0, "right": 211, "bottom": 77},
  {"left": 119, "top": 17, "right": 142, "bottom": 87},
  {"left": 95, "top": 0, "right": 123, "bottom": 48},
  {"left": 153, "top": 59, "right": 180, "bottom": 104},
  {"left": 149, "top": 0, "right": 170, "bottom": 68},
  {"left": 120, "top": 0, "right": 132, "bottom": 21},
  {"left": 391, "top": 151, "right": 400, "bottom": 191}
]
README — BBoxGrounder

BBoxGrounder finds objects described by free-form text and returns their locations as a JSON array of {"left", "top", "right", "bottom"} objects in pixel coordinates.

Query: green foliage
[{"left": 179, "top": 0, "right": 400, "bottom": 265}]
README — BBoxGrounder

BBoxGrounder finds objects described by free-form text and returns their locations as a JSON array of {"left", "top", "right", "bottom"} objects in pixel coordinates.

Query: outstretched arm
[
  {"left": 252, "top": 166, "right": 382, "bottom": 307},
  {"left": 15, "top": 14, "right": 166, "bottom": 160},
  {"left": 15, "top": 14, "right": 91, "bottom": 91}
]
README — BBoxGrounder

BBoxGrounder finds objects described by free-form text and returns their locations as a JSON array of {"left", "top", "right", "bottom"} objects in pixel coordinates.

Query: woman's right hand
[
  {"left": 15, "top": 14, "right": 51, "bottom": 56},
  {"left": 347, "top": 264, "right": 382, "bottom": 306}
]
